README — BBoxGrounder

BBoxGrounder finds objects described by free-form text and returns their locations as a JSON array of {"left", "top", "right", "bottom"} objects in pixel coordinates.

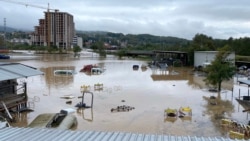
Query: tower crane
[
  {"left": 0, "top": 0, "right": 59, "bottom": 47},
  {"left": 0, "top": 0, "right": 57, "bottom": 11}
]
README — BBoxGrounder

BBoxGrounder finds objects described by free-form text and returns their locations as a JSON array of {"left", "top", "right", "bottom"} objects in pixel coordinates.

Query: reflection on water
[
  {"left": 202, "top": 95, "right": 235, "bottom": 132},
  {"left": 5, "top": 53, "right": 250, "bottom": 139},
  {"left": 164, "top": 116, "right": 178, "bottom": 123},
  {"left": 151, "top": 67, "right": 192, "bottom": 81},
  {"left": 40, "top": 66, "right": 75, "bottom": 88},
  {"left": 77, "top": 108, "right": 94, "bottom": 122}
]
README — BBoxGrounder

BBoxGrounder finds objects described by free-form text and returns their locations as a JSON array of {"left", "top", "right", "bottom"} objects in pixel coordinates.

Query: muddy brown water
[{"left": 2, "top": 51, "right": 250, "bottom": 138}]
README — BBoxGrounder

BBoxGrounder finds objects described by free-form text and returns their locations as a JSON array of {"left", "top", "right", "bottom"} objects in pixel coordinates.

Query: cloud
[{"left": 0, "top": 0, "right": 250, "bottom": 40}]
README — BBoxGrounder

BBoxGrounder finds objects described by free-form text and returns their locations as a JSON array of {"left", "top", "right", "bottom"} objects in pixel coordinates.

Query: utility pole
[{"left": 3, "top": 18, "right": 6, "bottom": 49}]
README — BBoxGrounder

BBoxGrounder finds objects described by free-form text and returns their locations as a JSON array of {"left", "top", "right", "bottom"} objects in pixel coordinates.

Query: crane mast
[{"left": 47, "top": 3, "right": 51, "bottom": 48}]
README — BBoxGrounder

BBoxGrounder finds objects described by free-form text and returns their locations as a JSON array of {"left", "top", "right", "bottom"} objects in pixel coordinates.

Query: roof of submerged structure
[
  {"left": 0, "top": 127, "right": 238, "bottom": 141},
  {"left": 0, "top": 63, "right": 43, "bottom": 81}
]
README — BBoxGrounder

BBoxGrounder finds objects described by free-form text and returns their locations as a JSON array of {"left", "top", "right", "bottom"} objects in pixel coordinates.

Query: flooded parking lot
[{"left": 3, "top": 51, "right": 250, "bottom": 138}]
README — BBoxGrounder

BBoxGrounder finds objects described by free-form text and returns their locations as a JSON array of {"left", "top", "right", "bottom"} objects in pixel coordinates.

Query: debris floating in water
[{"left": 111, "top": 105, "right": 135, "bottom": 112}]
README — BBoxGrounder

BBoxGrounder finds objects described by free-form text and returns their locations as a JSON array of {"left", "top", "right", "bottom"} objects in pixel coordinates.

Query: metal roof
[
  {"left": 0, "top": 127, "right": 237, "bottom": 141},
  {"left": 0, "top": 63, "right": 44, "bottom": 81},
  {"left": 238, "top": 79, "right": 250, "bottom": 87}
]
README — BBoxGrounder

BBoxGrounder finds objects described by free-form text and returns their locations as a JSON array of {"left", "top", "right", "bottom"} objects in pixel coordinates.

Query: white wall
[
  {"left": 77, "top": 37, "right": 83, "bottom": 48},
  {"left": 194, "top": 51, "right": 235, "bottom": 67}
]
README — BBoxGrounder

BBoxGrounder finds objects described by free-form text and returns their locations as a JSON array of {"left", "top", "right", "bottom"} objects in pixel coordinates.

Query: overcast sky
[{"left": 0, "top": 0, "right": 250, "bottom": 40}]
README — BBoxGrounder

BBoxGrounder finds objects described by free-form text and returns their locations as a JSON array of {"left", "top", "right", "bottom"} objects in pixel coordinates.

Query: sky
[{"left": 0, "top": 0, "right": 250, "bottom": 40}]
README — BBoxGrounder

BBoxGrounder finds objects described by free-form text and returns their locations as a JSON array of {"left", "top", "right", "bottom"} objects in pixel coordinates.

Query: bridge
[
  {"left": 125, "top": 50, "right": 154, "bottom": 57},
  {"left": 126, "top": 50, "right": 189, "bottom": 66}
]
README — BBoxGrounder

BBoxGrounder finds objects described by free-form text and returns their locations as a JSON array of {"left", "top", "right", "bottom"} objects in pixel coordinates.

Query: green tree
[
  {"left": 204, "top": 50, "right": 235, "bottom": 94},
  {"left": 47, "top": 45, "right": 58, "bottom": 53},
  {"left": 73, "top": 45, "right": 82, "bottom": 57},
  {"left": 73, "top": 45, "right": 82, "bottom": 53},
  {"left": 91, "top": 41, "right": 106, "bottom": 57},
  {"left": 187, "top": 34, "right": 215, "bottom": 66},
  {"left": 116, "top": 48, "right": 127, "bottom": 58},
  {"left": 0, "top": 36, "right": 4, "bottom": 47}
]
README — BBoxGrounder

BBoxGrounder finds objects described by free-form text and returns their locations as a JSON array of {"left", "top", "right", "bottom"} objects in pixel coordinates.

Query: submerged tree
[
  {"left": 73, "top": 45, "right": 82, "bottom": 57},
  {"left": 204, "top": 49, "right": 236, "bottom": 94},
  {"left": 91, "top": 41, "right": 106, "bottom": 57}
]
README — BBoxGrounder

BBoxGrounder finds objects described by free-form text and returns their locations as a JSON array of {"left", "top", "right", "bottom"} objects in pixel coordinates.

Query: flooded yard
[{"left": 3, "top": 51, "right": 250, "bottom": 138}]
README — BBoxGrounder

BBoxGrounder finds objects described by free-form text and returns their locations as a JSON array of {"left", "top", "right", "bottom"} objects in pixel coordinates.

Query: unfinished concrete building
[{"left": 31, "top": 10, "right": 75, "bottom": 50}]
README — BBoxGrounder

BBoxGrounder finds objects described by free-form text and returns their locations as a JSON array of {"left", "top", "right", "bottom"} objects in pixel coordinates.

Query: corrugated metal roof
[
  {"left": 0, "top": 127, "right": 237, "bottom": 141},
  {"left": 0, "top": 63, "right": 44, "bottom": 81}
]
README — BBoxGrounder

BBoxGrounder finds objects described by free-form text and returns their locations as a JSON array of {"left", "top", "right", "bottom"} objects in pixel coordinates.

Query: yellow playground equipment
[
  {"left": 221, "top": 118, "right": 250, "bottom": 138},
  {"left": 229, "top": 131, "right": 244, "bottom": 140},
  {"left": 179, "top": 106, "right": 192, "bottom": 116},
  {"left": 164, "top": 108, "right": 178, "bottom": 117},
  {"left": 80, "top": 85, "right": 90, "bottom": 92},
  {"left": 94, "top": 83, "right": 103, "bottom": 91},
  {"left": 221, "top": 118, "right": 233, "bottom": 127}
]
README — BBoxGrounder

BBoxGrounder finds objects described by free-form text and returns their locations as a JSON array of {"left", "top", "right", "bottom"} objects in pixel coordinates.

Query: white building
[
  {"left": 194, "top": 51, "right": 235, "bottom": 67},
  {"left": 72, "top": 36, "right": 83, "bottom": 48},
  {"left": 10, "top": 38, "right": 31, "bottom": 45}
]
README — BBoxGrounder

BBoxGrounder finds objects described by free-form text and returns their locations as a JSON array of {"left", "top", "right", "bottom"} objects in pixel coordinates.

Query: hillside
[
  {"left": 76, "top": 30, "right": 191, "bottom": 48},
  {"left": 0, "top": 26, "right": 17, "bottom": 32}
]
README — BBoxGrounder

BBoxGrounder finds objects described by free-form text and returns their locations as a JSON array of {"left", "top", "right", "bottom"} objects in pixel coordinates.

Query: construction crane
[
  {"left": 0, "top": 0, "right": 59, "bottom": 47},
  {"left": 0, "top": 0, "right": 56, "bottom": 11}
]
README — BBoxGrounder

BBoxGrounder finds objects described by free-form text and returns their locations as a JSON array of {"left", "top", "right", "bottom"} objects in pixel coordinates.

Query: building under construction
[{"left": 31, "top": 10, "right": 75, "bottom": 50}]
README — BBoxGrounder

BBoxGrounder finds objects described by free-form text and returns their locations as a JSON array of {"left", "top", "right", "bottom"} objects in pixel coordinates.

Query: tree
[
  {"left": 0, "top": 36, "right": 4, "bottom": 47},
  {"left": 90, "top": 41, "right": 106, "bottom": 57},
  {"left": 204, "top": 50, "right": 235, "bottom": 94},
  {"left": 73, "top": 45, "right": 82, "bottom": 57},
  {"left": 73, "top": 45, "right": 82, "bottom": 53}
]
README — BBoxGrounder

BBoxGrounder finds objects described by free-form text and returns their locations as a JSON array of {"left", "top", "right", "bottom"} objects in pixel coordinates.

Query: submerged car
[{"left": 0, "top": 54, "right": 10, "bottom": 59}]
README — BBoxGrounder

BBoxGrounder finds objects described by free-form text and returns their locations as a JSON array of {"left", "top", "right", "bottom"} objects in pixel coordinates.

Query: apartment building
[
  {"left": 72, "top": 36, "right": 83, "bottom": 48},
  {"left": 31, "top": 10, "right": 75, "bottom": 50}
]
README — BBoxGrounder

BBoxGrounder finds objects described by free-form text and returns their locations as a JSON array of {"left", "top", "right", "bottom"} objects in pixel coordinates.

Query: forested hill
[
  {"left": 0, "top": 26, "right": 29, "bottom": 32},
  {"left": 76, "top": 31, "right": 190, "bottom": 48},
  {"left": 76, "top": 31, "right": 250, "bottom": 56}
]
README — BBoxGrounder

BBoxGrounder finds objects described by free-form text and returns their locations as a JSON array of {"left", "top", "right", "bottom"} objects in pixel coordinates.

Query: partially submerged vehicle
[
  {"left": 0, "top": 54, "right": 10, "bottom": 59},
  {"left": 54, "top": 70, "right": 76, "bottom": 75},
  {"left": 133, "top": 65, "right": 139, "bottom": 70},
  {"left": 80, "top": 64, "right": 105, "bottom": 75},
  {"left": 91, "top": 67, "right": 104, "bottom": 74},
  {"left": 28, "top": 108, "right": 77, "bottom": 130},
  {"left": 80, "top": 64, "right": 101, "bottom": 72}
]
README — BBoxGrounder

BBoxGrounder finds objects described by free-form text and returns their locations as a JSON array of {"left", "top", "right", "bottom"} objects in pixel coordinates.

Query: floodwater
[{"left": 3, "top": 50, "right": 250, "bottom": 138}]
